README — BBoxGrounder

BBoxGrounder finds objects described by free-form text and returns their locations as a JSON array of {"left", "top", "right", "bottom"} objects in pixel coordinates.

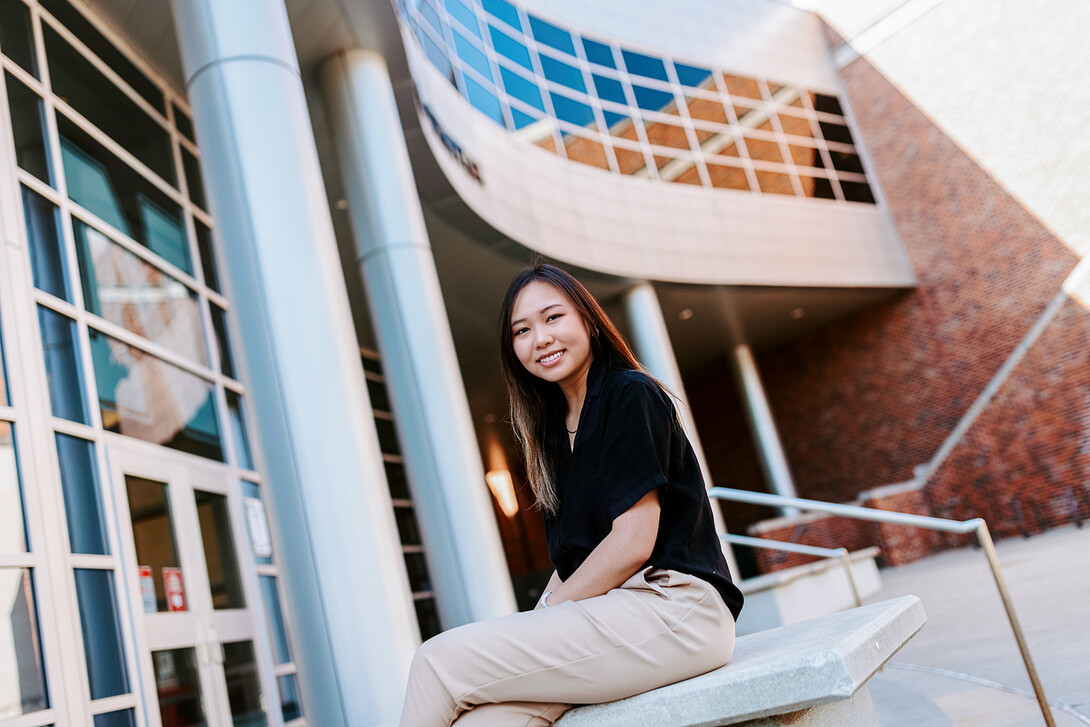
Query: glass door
[{"left": 107, "top": 444, "right": 269, "bottom": 727}]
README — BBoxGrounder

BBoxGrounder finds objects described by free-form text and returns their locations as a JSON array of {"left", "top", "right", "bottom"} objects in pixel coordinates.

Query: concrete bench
[{"left": 556, "top": 595, "right": 925, "bottom": 727}]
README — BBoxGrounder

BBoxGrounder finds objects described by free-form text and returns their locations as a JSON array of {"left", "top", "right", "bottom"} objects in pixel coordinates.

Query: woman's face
[{"left": 510, "top": 280, "right": 594, "bottom": 390}]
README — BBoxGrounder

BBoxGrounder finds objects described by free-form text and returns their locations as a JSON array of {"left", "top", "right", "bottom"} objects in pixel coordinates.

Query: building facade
[{"left": 0, "top": 0, "right": 1084, "bottom": 725}]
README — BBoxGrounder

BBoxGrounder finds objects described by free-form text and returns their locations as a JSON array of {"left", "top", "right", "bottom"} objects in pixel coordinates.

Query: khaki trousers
[{"left": 399, "top": 567, "right": 736, "bottom": 726}]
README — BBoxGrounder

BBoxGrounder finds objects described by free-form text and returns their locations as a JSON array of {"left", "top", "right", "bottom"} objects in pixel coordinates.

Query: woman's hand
[{"left": 542, "top": 489, "right": 661, "bottom": 607}]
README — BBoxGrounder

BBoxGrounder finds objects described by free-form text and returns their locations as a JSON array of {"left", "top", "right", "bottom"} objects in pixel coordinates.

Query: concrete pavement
[{"left": 864, "top": 523, "right": 1090, "bottom": 726}]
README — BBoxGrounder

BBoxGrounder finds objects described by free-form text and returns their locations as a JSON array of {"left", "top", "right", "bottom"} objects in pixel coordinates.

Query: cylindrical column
[
  {"left": 731, "top": 343, "right": 799, "bottom": 516},
  {"left": 623, "top": 284, "right": 738, "bottom": 575},
  {"left": 170, "top": 4, "right": 419, "bottom": 725},
  {"left": 319, "top": 49, "right": 516, "bottom": 628}
]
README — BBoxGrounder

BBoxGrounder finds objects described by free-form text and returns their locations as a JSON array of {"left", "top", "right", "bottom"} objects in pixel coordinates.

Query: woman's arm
[{"left": 541, "top": 489, "right": 661, "bottom": 607}]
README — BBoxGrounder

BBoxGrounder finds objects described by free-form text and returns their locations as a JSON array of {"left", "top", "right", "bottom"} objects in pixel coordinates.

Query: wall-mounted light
[
  {"left": 485, "top": 470, "right": 519, "bottom": 518},
  {"left": 678, "top": 308, "right": 694, "bottom": 321},
  {"left": 485, "top": 436, "right": 520, "bottom": 518}
]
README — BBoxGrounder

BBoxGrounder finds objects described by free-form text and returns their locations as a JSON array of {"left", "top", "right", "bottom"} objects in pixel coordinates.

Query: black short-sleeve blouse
[{"left": 543, "top": 359, "right": 744, "bottom": 620}]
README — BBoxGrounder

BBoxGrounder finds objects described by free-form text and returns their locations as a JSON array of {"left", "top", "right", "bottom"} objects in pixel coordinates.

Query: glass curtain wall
[
  {"left": 397, "top": 0, "right": 878, "bottom": 203},
  {"left": 0, "top": 0, "right": 303, "bottom": 723}
]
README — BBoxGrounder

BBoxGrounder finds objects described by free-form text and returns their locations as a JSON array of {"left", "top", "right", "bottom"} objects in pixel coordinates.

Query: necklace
[{"left": 565, "top": 427, "right": 577, "bottom": 435}]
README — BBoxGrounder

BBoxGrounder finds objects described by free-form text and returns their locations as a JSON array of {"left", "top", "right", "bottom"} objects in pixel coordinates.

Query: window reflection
[
  {"left": 643, "top": 118, "right": 692, "bottom": 151},
  {"left": 44, "top": 26, "right": 176, "bottom": 185},
  {"left": 499, "top": 66, "right": 544, "bottom": 112},
  {"left": 37, "top": 305, "right": 89, "bottom": 424},
  {"left": 222, "top": 641, "right": 267, "bottom": 726},
  {"left": 210, "top": 304, "right": 235, "bottom": 378},
  {"left": 722, "top": 74, "right": 761, "bottom": 100},
  {"left": 58, "top": 117, "right": 190, "bottom": 274},
  {"left": 539, "top": 54, "right": 585, "bottom": 93},
  {"left": 74, "top": 220, "right": 208, "bottom": 366},
  {"left": 74, "top": 568, "right": 130, "bottom": 699},
  {"left": 259, "top": 576, "right": 292, "bottom": 664},
  {"left": 755, "top": 170, "right": 795, "bottom": 196},
  {"left": 482, "top": 0, "right": 521, "bottom": 31},
  {"left": 125, "top": 475, "right": 183, "bottom": 612},
  {"left": 40, "top": 0, "right": 165, "bottom": 114},
  {"left": 0, "top": 0, "right": 38, "bottom": 77},
  {"left": 194, "top": 220, "right": 219, "bottom": 292},
  {"left": 153, "top": 648, "right": 205, "bottom": 727},
  {"left": 402, "top": 0, "right": 880, "bottom": 204},
  {"left": 452, "top": 29, "right": 490, "bottom": 80},
  {"left": 489, "top": 24, "right": 532, "bottom": 72},
  {"left": 621, "top": 49, "right": 668, "bottom": 81},
  {"left": 22, "top": 186, "right": 68, "bottom": 301},
  {"left": 562, "top": 132, "right": 610, "bottom": 170},
  {"left": 89, "top": 329, "right": 224, "bottom": 460},
  {"left": 195, "top": 490, "right": 245, "bottom": 609},
  {"left": 631, "top": 85, "right": 673, "bottom": 113},
  {"left": 527, "top": 15, "right": 574, "bottom": 55},
  {"left": 5, "top": 73, "right": 52, "bottom": 184},
  {"left": 56, "top": 433, "right": 109, "bottom": 555},
  {"left": 93, "top": 709, "right": 137, "bottom": 727},
  {"left": 580, "top": 37, "right": 615, "bottom": 68},
  {"left": 0, "top": 423, "right": 28, "bottom": 555},
  {"left": 226, "top": 391, "right": 253, "bottom": 470},
  {"left": 548, "top": 91, "right": 594, "bottom": 129},
  {"left": 277, "top": 674, "right": 303, "bottom": 722},
  {"left": 0, "top": 569, "right": 49, "bottom": 718}
]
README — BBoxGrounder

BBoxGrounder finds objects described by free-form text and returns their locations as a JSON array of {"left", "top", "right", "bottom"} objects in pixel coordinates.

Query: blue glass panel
[
  {"left": 539, "top": 55, "right": 585, "bottom": 93},
  {"left": 56, "top": 433, "right": 109, "bottom": 555},
  {"left": 74, "top": 569, "right": 130, "bottom": 699},
  {"left": 37, "top": 306, "right": 89, "bottom": 424},
  {"left": 453, "top": 30, "right": 491, "bottom": 81},
  {"left": 89, "top": 329, "right": 224, "bottom": 461},
  {"left": 419, "top": 27, "right": 454, "bottom": 82},
  {"left": 420, "top": 0, "right": 443, "bottom": 34},
  {"left": 549, "top": 92, "right": 594, "bottom": 128},
  {"left": 22, "top": 186, "right": 68, "bottom": 300},
  {"left": 592, "top": 74, "right": 627, "bottom": 105},
  {"left": 602, "top": 110, "right": 628, "bottom": 132},
  {"left": 509, "top": 107, "right": 539, "bottom": 129},
  {"left": 260, "top": 576, "right": 292, "bottom": 664},
  {"left": 482, "top": 0, "right": 521, "bottom": 31},
  {"left": 278, "top": 675, "right": 303, "bottom": 722},
  {"left": 621, "top": 49, "right": 668, "bottom": 81},
  {"left": 499, "top": 67, "right": 544, "bottom": 112},
  {"left": 58, "top": 117, "right": 190, "bottom": 274},
  {"left": 632, "top": 84, "right": 674, "bottom": 112},
  {"left": 528, "top": 15, "right": 574, "bottom": 55},
  {"left": 227, "top": 391, "right": 254, "bottom": 471},
  {"left": 444, "top": 0, "right": 481, "bottom": 39},
  {"left": 463, "top": 75, "right": 504, "bottom": 125},
  {"left": 674, "top": 61, "right": 713, "bottom": 88},
  {"left": 94, "top": 709, "right": 136, "bottom": 727},
  {"left": 5, "top": 73, "right": 51, "bottom": 183},
  {"left": 489, "top": 25, "right": 532, "bottom": 72},
  {"left": 581, "top": 37, "right": 615, "bottom": 68}
]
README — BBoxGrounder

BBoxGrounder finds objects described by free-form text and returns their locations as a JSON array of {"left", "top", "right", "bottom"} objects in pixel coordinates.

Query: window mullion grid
[
  {"left": 475, "top": 7, "right": 517, "bottom": 131},
  {"left": 570, "top": 31, "right": 619, "bottom": 173},
  {"left": 35, "top": 2, "right": 170, "bottom": 129},
  {"left": 433, "top": 1, "right": 469, "bottom": 100},
  {"left": 607, "top": 42, "right": 659, "bottom": 180},
  {"left": 663, "top": 54, "right": 710, "bottom": 187},
  {"left": 760, "top": 82, "right": 804, "bottom": 198},
  {"left": 0, "top": 54, "right": 45, "bottom": 94},
  {"left": 67, "top": 202, "right": 202, "bottom": 291},
  {"left": 0, "top": 709, "right": 58, "bottom": 727},
  {"left": 712, "top": 73, "right": 760, "bottom": 194},
  {"left": 52, "top": 100, "right": 183, "bottom": 202},
  {"left": 515, "top": 6, "right": 563, "bottom": 157}
]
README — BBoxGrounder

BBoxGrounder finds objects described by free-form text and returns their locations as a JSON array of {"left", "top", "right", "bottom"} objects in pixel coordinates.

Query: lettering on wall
[{"left": 421, "top": 103, "right": 483, "bottom": 185}]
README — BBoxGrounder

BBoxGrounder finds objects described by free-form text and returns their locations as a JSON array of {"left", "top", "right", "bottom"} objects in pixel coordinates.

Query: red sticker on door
[{"left": 162, "top": 567, "right": 187, "bottom": 612}]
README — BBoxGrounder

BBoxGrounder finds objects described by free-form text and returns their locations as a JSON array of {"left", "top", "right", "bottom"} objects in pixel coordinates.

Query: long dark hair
[{"left": 498, "top": 264, "right": 642, "bottom": 514}]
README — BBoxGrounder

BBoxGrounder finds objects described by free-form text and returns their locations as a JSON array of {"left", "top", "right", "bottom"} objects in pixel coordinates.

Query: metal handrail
[
  {"left": 720, "top": 533, "right": 863, "bottom": 607},
  {"left": 709, "top": 487, "right": 1056, "bottom": 727}
]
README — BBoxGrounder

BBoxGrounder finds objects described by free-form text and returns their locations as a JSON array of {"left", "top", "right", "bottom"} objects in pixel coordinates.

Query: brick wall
[{"left": 691, "top": 45, "right": 1086, "bottom": 573}]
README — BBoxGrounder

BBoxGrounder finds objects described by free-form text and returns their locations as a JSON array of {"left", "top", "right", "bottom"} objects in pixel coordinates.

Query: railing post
[
  {"left": 837, "top": 548, "right": 864, "bottom": 609},
  {"left": 974, "top": 521, "right": 1057, "bottom": 727}
]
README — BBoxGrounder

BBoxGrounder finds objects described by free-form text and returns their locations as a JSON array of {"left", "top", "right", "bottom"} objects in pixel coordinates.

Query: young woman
[{"left": 399, "top": 264, "right": 743, "bottom": 726}]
